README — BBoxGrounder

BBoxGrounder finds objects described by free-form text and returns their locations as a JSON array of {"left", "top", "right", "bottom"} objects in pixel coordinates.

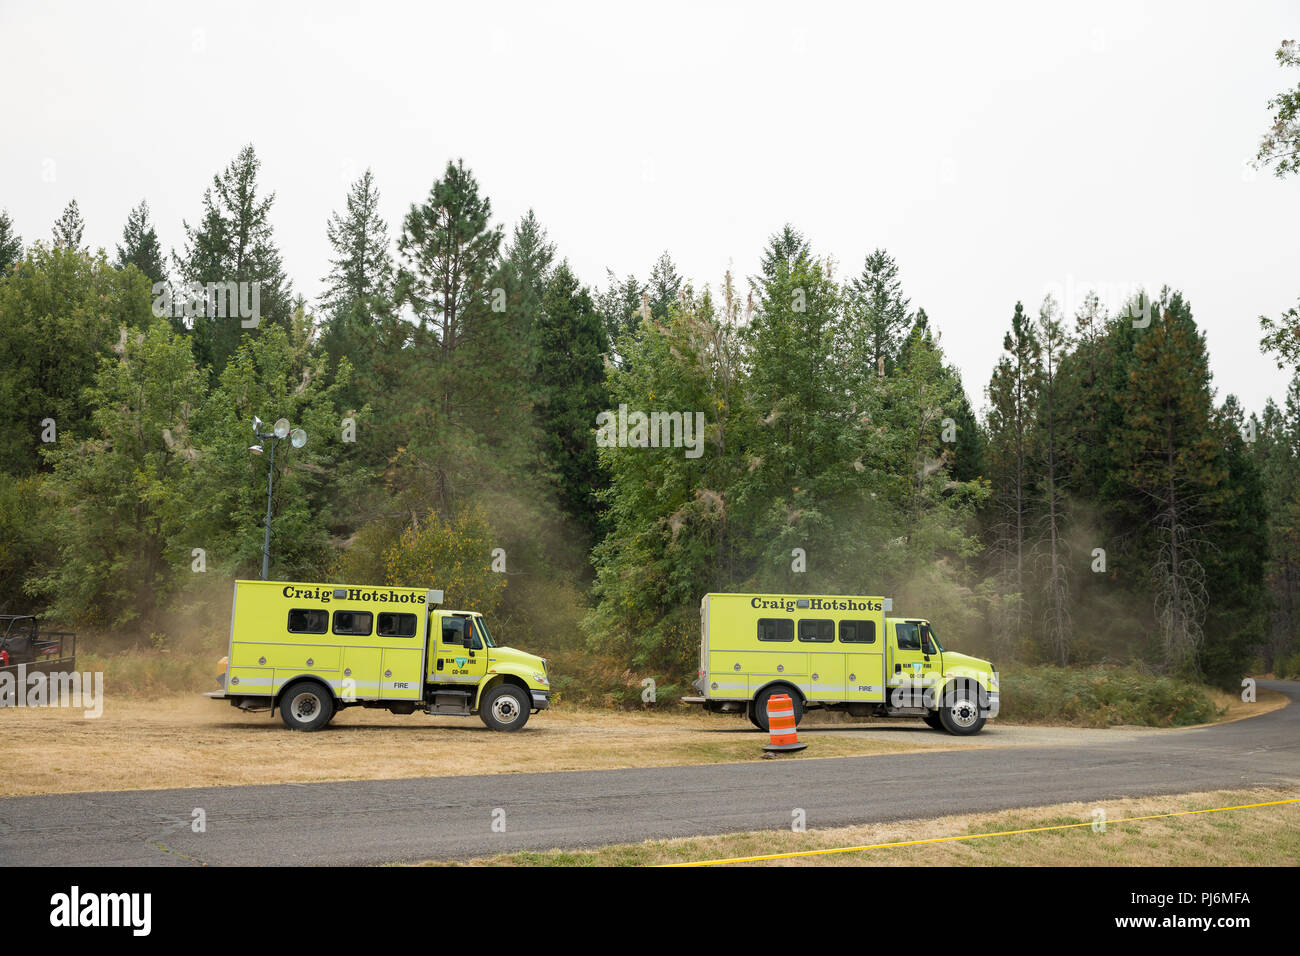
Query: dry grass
[
  {"left": 2, "top": 683, "right": 1284, "bottom": 799},
  {"left": 1204, "top": 687, "right": 1288, "bottom": 724},
  {"left": 0, "top": 694, "right": 933, "bottom": 797},
  {"left": 441, "top": 787, "right": 1300, "bottom": 867}
]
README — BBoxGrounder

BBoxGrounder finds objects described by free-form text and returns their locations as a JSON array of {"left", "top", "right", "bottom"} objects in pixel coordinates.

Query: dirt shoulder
[{"left": 2, "top": 689, "right": 1285, "bottom": 798}]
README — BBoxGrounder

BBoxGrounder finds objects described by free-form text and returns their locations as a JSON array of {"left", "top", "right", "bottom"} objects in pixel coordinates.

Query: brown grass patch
[{"left": 442, "top": 787, "right": 1300, "bottom": 867}]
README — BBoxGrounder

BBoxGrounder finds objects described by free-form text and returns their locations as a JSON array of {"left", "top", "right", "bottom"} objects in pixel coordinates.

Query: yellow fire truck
[
  {"left": 206, "top": 580, "right": 550, "bottom": 731},
  {"left": 681, "top": 592, "right": 999, "bottom": 735}
]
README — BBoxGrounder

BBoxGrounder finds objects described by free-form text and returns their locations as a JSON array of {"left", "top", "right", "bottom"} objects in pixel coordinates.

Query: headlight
[{"left": 532, "top": 672, "right": 549, "bottom": 686}]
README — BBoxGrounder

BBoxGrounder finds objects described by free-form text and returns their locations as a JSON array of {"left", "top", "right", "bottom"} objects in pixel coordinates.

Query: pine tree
[
  {"left": 846, "top": 248, "right": 911, "bottom": 376},
  {"left": 647, "top": 251, "right": 682, "bottom": 321},
  {"left": 755, "top": 224, "right": 810, "bottom": 284},
  {"left": 1202, "top": 395, "right": 1267, "bottom": 686},
  {"left": 1035, "top": 294, "right": 1071, "bottom": 664},
  {"left": 498, "top": 208, "right": 555, "bottom": 370},
  {"left": 115, "top": 200, "right": 168, "bottom": 285},
  {"left": 174, "top": 144, "right": 294, "bottom": 375},
  {"left": 596, "top": 270, "right": 645, "bottom": 367},
  {"left": 741, "top": 237, "right": 867, "bottom": 586},
  {"left": 322, "top": 170, "right": 394, "bottom": 315},
  {"left": 1110, "top": 291, "right": 1226, "bottom": 674},
  {"left": 52, "top": 200, "right": 85, "bottom": 251},
  {"left": 0, "top": 210, "right": 22, "bottom": 274},
  {"left": 536, "top": 262, "right": 608, "bottom": 542},
  {"left": 984, "top": 300, "right": 1041, "bottom": 657},
  {"left": 319, "top": 169, "right": 395, "bottom": 415},
  {"left": 397, "top": 158, "right": 501, "bottom": 348},
  {"left": 1251, "top": 384, "right": 1300, "bottom": 673},
  {"left": 395, "top": 159, "right": 546, "bottom": 526}
]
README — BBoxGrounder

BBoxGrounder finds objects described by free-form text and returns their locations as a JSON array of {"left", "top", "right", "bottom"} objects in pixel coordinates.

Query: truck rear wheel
[
  {"left": 280, "top": 680, "right": 335, "bottom": 732},
  {"left": 938, "top": 682, "right": 986, "bottom": 736},
  {"left": 752, "top": 686, "right": 803, "bottom": 733},
  {"left": 480, "top": 684, "right": 530, "bottom": 732},
  {"left": 923, "top": 712, "right": 944, "bottom": 730}
]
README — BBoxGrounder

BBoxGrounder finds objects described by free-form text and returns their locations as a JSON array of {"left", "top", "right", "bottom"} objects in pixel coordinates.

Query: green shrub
[{"left": 1000, "top": 665, "right": 1223, "bottom": 727}]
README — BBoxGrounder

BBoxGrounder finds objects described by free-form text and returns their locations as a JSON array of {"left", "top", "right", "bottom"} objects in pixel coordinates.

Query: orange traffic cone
[{"left": 763, "top": 693, "right": 807, "bottom": 753}]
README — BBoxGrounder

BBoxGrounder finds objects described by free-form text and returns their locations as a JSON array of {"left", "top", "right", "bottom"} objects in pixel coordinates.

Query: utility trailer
[{"left": 0, "top": 615, "right": 76, "bottom": 676}]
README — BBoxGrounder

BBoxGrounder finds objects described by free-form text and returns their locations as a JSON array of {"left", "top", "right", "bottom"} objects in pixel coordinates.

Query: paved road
[{"left": 2, "top": 680, "right": 1297, "bottom": 866}]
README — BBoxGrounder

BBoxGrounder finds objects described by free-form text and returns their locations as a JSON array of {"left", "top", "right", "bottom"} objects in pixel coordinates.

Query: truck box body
[
  {"left": 225, "top": 580, "right": 437, "bottom": 703},
  {"left": 700, "top": 592, "right": 891, "bottom": 703}
]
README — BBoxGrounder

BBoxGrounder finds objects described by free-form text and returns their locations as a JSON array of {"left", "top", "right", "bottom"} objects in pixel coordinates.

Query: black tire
[
  {"left": 280, "top": 680, "right": 335, "bottom": 731},
  {"left": 922, "top": 712, "right": 944, "bottom": 730},
  {"left": 746, "top": 700, "right": 764, "bottom": 729},
  {"left": 479, "top": 684, "right": 531, "bottom": 732},
  {"left": 938, "top": 681, "right": 987, "bottom": 736},
  {"left": 752, "top": 685, "right": 803, "bottom": 733}
]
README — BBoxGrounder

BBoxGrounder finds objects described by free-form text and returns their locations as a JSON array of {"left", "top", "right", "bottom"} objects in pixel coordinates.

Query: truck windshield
[
  {"left": 472, "top": 616, "right": 497, "bottom": 648},
  {"left": 925, "top": 624, "right": 944, "bottom": 652}
]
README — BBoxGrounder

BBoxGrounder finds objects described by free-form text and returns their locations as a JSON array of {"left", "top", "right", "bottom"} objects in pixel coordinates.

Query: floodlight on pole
[{"left": 250, "top": 415, "right": 308, "bottom": 580}]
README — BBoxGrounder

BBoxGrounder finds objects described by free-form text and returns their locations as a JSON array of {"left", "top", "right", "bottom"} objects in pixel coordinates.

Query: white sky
[{"left": 2, "top": 0, "right": 1297, "bottom": 414}]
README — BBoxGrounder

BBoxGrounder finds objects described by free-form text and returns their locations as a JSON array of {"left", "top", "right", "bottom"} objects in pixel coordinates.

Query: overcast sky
[{"left": 2, "top": 0, "right": 1296, "bottom": 415}]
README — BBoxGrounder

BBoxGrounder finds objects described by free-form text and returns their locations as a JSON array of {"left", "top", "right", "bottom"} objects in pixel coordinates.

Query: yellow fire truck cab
[
  {"left": 206, "top": 580, "right": 550, "bottom": 732},
  {"left": 681, "top": 592, "right": 999, "bottom": 735}
]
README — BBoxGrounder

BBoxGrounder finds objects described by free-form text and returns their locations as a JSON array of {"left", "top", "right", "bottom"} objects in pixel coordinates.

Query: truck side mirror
[{"left": 463, "top": 632, "right": 475, "bottom": 649}]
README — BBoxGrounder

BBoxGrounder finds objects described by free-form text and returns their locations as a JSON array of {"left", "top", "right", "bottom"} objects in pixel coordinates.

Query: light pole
[{"left": 249, "top": 416, "right": 307, "bottom": 580}]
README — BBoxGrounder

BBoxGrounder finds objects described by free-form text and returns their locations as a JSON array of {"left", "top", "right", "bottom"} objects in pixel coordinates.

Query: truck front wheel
[
  {"left": 938, "top": 682, "right": 986, "bottom": 736},
  {"left": 280, "top": 680, "right": 335, "bottom": 732},
  {"left": 480, "top": 685, "right": 531, "bottom": 732}
]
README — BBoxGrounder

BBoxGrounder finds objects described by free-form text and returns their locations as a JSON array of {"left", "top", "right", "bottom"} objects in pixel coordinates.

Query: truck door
[
  {"left": 889, "top": 620, "right": 938, "bottom": 707},
  {"left": 432, "top": 615, "right": 488, "bottom": 687}
]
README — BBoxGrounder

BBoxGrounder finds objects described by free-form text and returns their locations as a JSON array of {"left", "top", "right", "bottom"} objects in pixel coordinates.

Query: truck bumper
[{"left": 531, "top": 690, "right": 550, "bottom": 711}]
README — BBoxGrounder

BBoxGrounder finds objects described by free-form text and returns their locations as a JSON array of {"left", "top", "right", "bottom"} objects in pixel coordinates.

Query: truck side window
[
  {"left": 287, "top": 608, "right": 328, "bottom": 634},
  {"left": 798, "top": 619, "right": 834, "bottom": 643},
  {"left": 441, "top": 619, "right": 464, "bottom": 644},
  {"left": 377, "top": 612, "right": 417, "bottom": 638},
  {"left": 839, "top": 620, "right": 876, "bottom": 643},
  {"left": 332, "top": 610, "right": 373, "bottom": 636},
  {"left": 896, "top": 622, "right": 921, "bottom": 650},
  {"left": 757, "top": 618, "right": 794, "bottom": 642}
]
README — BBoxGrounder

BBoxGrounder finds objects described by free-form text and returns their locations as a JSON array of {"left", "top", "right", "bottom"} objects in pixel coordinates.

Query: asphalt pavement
[{"left": 2, "top": 680, "right": 1296, "bottom": 865}]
